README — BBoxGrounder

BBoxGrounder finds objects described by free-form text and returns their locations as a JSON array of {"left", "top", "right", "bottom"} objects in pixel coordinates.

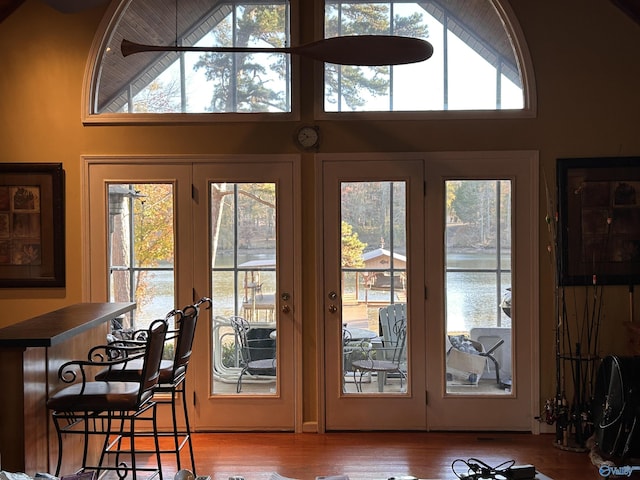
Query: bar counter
[{"left": 0, "top": 302, "right": 136, "bottom": 475}]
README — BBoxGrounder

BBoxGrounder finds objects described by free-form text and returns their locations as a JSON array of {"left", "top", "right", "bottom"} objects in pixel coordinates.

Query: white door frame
[
  {"left": 314, "top": 151, "right": 540, "bottom": 432},
  {"left": 424, "top": 151, "right": 540, "bottom": 432},
  {"left": 82, "top": 154, "right": 304, "bottom": 432},
  {"left": 318, "top": 154, "right": 427, "bottom": 431},
  {"left": 191, "top": 156, "right": 302, "bottom": 431}
]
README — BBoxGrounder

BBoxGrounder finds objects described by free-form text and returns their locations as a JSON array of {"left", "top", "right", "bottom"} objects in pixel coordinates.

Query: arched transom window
[{"left": 87, "top": 0, "right": 530, "bottom": 119}]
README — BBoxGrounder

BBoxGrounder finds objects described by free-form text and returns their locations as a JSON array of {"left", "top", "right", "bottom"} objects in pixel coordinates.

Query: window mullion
[
  {"left": 232, "top": 7, "right": 239, "bottom": 112},
  {"left": 389, "top": 2, "right": 394, "bottom": 111},
  {"left": 338, "top": 3, "right": 344, "bottom": 112},
  {"left": 180, "top": 45, "right": 187, "bottom": 113},
  {"left": 495, "top": 181, "right": 502, "bottom": 326},
  {"left": 443, "top": 10, "right": 449, "bottom": 110},
  {"left": 496, "top": 58, "right": 503, "bottom": 109},
  {"left": 127, "top": 187, "right": 137, "bottom": 325}
]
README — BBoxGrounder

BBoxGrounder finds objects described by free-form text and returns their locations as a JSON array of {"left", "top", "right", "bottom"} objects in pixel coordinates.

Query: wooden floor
[{"left": 141, "top": 432, "right": 604, "bottom": 480}]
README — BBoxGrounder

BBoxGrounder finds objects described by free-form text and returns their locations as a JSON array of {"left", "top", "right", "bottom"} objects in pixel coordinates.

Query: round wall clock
[{"left": 295, "top": 126, "right": 320, "bottom": 150}]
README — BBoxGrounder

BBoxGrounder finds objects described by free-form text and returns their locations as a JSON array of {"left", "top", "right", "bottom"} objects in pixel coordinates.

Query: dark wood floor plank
[{"left": 147, "top": 432, "right": 600, "bottom": 480}]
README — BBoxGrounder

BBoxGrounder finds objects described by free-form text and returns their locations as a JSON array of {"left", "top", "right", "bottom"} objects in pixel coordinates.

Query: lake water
[{"left": 128, "top": 251, "right": 511, "bottom": 334}]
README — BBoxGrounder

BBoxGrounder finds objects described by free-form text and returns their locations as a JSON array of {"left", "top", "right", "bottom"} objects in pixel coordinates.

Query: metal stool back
[{"left": 47, "top": 317, "right": 169, "bottom": 480}]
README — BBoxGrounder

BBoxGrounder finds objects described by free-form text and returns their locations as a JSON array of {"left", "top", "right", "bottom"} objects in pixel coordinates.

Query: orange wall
[{"left": 0, "top": 0, "right": 639, "bottom": 425}]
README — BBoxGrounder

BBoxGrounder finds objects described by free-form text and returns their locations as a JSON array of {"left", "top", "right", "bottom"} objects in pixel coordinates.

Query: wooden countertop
[{"left": 0, "top": 302, "right": 136, "bottom": 348}]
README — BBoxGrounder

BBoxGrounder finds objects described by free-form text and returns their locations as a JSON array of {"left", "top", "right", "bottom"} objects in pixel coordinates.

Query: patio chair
[
  {"left": 351, "top": 317, "right": 407, "bottom": 392},
  {"left": 47, "top": 317, "right": 168, "bottom": 480},
  {"left": 230, "top": 315, "right": 276, "bottom": 393},
  {"left": 378, "top": 303, "right": 406, "bottom": 346},
  {"left": 342, "top": 326, "right": 357, "bottom": 392}
]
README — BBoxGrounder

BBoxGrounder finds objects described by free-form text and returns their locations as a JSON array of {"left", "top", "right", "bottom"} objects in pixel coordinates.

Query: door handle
[
  {"left": 327, "top": 291, "right": 339, "bottom": 313},
  {"left": 281, "top": 292, "right": 291, "bottom": 314}
]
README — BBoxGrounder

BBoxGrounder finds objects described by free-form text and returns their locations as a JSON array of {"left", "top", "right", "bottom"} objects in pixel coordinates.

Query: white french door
[
  {"left": 424, "top": 152, "right": 539, "bottom": 431},
  {"left": 191, "top": 158, "right": 299, "bottom": 430},
  {"left": 85, "top": 162, "right": 194, "bottom": 314},
  {"left": 85, "top": 156, "right": 300, "bottom": 431},
  {"left": 319, "top": 152, "right": 539, "bottom": 431},
  {"left": 321, "top": 155, "right": 427, "bottom": 430}
]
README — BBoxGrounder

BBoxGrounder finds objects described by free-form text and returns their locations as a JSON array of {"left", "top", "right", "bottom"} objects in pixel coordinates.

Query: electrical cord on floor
[
  {"left": 451, "top": 457, "right": 515, "bottom": 479},
  {"left": 451, "top": 458, "right": 537, "bottom": 480}
]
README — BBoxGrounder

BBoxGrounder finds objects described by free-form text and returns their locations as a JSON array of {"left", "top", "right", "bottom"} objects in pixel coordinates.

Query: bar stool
[
  {"left": 47, "top": 317, "right": 169, "bottom": 480},
  {"left": 95, "top": 297, "right": 211, "bottom": 474}
]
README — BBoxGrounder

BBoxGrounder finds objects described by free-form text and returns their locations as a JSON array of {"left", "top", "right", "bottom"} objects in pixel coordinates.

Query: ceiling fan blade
[
  {"left": 40, "top": 0, "right": 109, "bottom": 13},
  {"left": 122, "top": 35, "right": 434, "bottom": 66}
]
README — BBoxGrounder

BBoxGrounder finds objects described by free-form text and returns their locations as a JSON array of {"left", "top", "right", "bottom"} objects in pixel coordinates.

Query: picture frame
[
  {"left": 0, "top": 163, "right": 65, "bottom": 287},
  {"left": 557, "top": 156, "right": 640, "bottom": 286}
]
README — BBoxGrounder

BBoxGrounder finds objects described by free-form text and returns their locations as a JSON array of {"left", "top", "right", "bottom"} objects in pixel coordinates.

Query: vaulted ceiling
[
  {"left": 0, "top": 0, "right": 24, "bottom": 23},
  {"left": 0, "top": 0, "right": 109, "bottom": 20},
  {"left": 1, "top": 0, "right": 640, "bottom": 25},
  {"left": 612, "top": 0, "right": 640, "bottom": 23},
  {"left": 2, "top": 0, "right": 637, "bottom": 113}
]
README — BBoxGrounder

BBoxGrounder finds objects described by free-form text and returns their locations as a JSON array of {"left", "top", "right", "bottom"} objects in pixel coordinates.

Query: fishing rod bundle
[
  {"left": 553, "top": 281, "right": 604, "bottom": 451},
  {"left": 549, "top": 159, "right": 640, "bottom": 458},
  {"left": 546, "top": 173, "right": 607, "bottom": 452}
]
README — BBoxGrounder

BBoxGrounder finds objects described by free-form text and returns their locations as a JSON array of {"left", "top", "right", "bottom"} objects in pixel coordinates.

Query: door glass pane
[
  {"left": 210, "top": 183, "right": 277, "bottom": 395},
  {"left": 340, "top": 181, "right": 409, "bottom": 395},
  {"left": 445, "top": 180, "right": 512, "bottom": 395},
  {"left": 108, "top": 183, "right": 176, "bottom": 330}
]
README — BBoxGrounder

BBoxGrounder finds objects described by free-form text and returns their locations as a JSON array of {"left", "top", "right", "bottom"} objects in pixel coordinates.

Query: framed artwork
[
  {"left": 0, "top": 163, "right": 65, "bottom": 287},
  {"left": 557, "top": 156, "right": 640, "bottom": 286}
]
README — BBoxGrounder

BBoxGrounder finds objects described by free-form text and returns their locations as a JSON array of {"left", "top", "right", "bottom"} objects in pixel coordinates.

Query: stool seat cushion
[
  {"left": 95, "top": 359, "right": 179, "bottom": 384},
  {"left": 47, "top": 381, "right": 150, "bottom": 411}
]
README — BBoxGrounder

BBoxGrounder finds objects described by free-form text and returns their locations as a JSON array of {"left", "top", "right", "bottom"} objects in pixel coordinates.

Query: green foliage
[
  {"left": 452, "top": 181, "right": 501, "bottom": 228},
  {"left": 446, "top": 181, "right": 459, "bottom": 213},
  {"left": 341, "top": 181, "right": 407, "bottom": 253},
  {"left": 194, "top": 2, "right": 430, "bottom": 112},
  {"left": 324, "top": 3, "right": 429, "bottom": 110},
  {"left": 213, "top": 183, "right": 276, "bottom": 252},
  {"left": 133, "top": 184, "right": 175, "bottom": 309},
  {"left": 221, "top": 340, "right": 238, "bottom": 367},
  {"left": 194, "top": 5, "right": 289, "bottom": 112},
  {"left": 448, "top": 180, "right": 512, "bottom": 249},
  {"left": 342, "top": 221, "right": 367, "bottom": 267}
]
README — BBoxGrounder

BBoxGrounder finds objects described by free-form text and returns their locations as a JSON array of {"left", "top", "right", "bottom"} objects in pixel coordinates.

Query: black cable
[{"left": 451, "top": 457, "right": 515, "bottom": 479}]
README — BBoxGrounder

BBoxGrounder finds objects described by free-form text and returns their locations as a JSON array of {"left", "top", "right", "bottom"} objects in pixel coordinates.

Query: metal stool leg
[
  {"left": 170, "top": 389, "right": 182, "bottom": 472},
  {"left": 152, "top": 403, "right": 163, "bottom": 480},
  {"left": 180, "top": 382, "right": 196, "bottom": 474}
]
